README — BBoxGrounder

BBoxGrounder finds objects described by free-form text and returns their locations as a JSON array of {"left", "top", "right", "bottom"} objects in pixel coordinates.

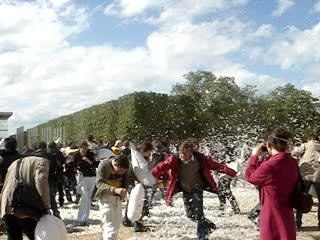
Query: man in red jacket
[{"left": 151, "top": 141, "right": 237, "bottom": 240}]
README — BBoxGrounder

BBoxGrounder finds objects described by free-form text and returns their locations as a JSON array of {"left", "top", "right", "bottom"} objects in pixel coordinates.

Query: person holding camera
[{"left": 246, "top": 128, "right": 299, "bottom": 240}]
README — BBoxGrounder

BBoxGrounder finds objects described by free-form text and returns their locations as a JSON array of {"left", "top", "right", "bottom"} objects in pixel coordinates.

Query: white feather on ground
[{"left": 58, "top": 182, "right": 319, "bottom": 240}]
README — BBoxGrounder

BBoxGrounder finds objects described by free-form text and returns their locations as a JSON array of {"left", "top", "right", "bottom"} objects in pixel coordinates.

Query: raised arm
[
  {"left": 245, "top": 155, "right": 273, "bottom": 186},
  {"left": 151, "top": 155, "right": 175, "bottom": 179}
]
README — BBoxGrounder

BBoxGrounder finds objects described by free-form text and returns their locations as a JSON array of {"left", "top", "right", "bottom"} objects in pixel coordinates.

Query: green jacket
[{"left": 95, "top": 158, "right": 129, "bottom": 200}]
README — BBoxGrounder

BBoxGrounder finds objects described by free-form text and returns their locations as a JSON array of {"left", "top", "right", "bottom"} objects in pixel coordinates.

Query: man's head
[
  {"left": 178, "top": 141, "right": 193, "bottom": 161},
  {"left": 138, "top": 141, "right": 153, "bottom": 158},
  {"left": 4, "top": 137, "right": 17, "bottom": 151},
  {"left": 38, "top": 141, "right": 47, "bottom": 150},
  {"left": 111, "top": 155, "right": 129, "bottom": 174},
  {"left": 80, "top": 141, "right": 88, "bottom": 155},
  {"left": 114, "top": 140, "right": 122, "bottom": 148},
  {"left": 48, "top": 141, "right": 57, "bottom": 150},
  {"left": 152, "top": 140, "right": 163, "bottom": 152},
  {"left": 123, "top": 140, "right": 130, "bottom": 148}
]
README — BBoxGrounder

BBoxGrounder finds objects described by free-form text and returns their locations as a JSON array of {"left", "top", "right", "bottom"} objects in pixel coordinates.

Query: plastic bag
[
  {"left": 127, "top": 183, "right": 145, "bottom": 222},
  {"left": 130, "top": 145, "right": 156, "bottom": 187},
  {"left": 35, "top": 214, "right": 67, "bottom": 240}
]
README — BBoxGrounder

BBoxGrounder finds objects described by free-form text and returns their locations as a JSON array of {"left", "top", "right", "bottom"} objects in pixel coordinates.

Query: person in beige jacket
[
  {"left": 0, "top": 156, "right": 52, "bottom": 240},
  {"left": 95, "top": 154, "right": 129, "bottom": 240},
  {"left": 292, "top": 133, "right": 320, "bottom": 229}
]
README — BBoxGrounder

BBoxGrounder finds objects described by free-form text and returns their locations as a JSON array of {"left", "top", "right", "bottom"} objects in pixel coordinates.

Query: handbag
[
  {"left": 10, "top": 159, "right": 46, "bottom": 217},
  {"left": 290, "top": 174, "right": 313, "bottom": 214}
]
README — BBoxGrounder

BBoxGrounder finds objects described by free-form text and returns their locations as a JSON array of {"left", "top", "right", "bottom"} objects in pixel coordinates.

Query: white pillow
[
  {"left": 127, "top": 183, "right": 145, "bottom": 222},
  {"left": 130, "top": 145, "right": 156, "bottom": 187},
  {"left": 35, "top": 215, "right": 67, "bottom": 240}
]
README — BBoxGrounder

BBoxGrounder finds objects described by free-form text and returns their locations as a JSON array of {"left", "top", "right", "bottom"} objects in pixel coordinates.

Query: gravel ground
[
  {"left": 32, "top": 181, "right": 320, "bottom": 240},
  {"left": 2, "top": 182, "right": 319, "bottom": 240}
]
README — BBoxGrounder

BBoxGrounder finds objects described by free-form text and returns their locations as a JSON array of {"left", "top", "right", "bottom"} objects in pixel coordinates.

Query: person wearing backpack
[
  {"left": 291, "top": 133, "right": 320, "bottom": 229},
  {"left": 0, "top": 155, "right": 52, "bottom": 240},
  {"left": 246, "top": 128, "right": 299, "bottom": 240}
]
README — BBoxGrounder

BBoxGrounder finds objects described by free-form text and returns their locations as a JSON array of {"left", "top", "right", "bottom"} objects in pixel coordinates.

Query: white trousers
[
  {"left": 99, "top": 195, "right": 122, "bottom": 240},
  {"left": 77, "top": 176, "right": 96, "bottom": 222}
]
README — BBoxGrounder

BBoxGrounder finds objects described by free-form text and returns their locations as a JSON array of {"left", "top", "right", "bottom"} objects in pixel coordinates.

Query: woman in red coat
[{"left": 246, "top": 128, "right": 299, "bottom": 240}]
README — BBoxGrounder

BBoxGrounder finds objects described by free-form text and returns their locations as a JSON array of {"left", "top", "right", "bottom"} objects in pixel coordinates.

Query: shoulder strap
[{"left": 15, "top": 158, "right": 23, "bottom": 181}]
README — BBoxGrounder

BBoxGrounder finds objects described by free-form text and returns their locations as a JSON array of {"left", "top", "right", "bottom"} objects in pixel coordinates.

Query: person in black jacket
[
  {"left": 64, "top": 145, "right": 79, "bottom": 203},
  {"left": 74, "top": 141, "right": 97, "bottom": 226},
  {"left": 0, "top": 137, "right": 21, "bottom": 192},
  {"left": 48, "top": 142, "right": 66, "bottom": 210}
]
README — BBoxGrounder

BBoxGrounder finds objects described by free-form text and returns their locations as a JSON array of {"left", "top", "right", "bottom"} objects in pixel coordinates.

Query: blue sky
[{"left": 1, "top": 0, "right": 320, "bottom": 133}]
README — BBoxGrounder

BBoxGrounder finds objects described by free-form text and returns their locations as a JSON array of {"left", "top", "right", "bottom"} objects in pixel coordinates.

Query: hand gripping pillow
[
  {"left": 130, "top": 145, "right": 156, "bottom": 187},
  {"left": 127, "top": 183, "right": 145, "bottom": 222},
  {"left": 35, "top": 215, "right": 67, "bottom": 240}
]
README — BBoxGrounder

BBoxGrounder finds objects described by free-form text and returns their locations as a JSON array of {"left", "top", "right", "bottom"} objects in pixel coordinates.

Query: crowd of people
[{"left": 0, "top": 128, "right": 320, "bottom": 240}]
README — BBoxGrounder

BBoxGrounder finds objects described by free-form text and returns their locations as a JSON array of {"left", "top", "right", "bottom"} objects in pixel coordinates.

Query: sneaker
[
  {"left": 74, "top": 196, "right": 81, "bottom": 204},
  {"left": 233, "top": 208, "right": 241, "bottom": 214},
  {"left": 133, "top": 222, "right": 148, "bottom": 232},
  {"left": 123, "top": 218, "right": 133, "bottom": 227},
  {"left": 206, "top": 219, "right": 217, "bottom": 231}
]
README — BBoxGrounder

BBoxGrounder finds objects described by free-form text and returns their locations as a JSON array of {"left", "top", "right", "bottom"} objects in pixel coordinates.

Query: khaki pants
[
  {"left": 77, "top": 176, "right": 96, "bottom": 222},
  {"left": 99, "top": 195, "right": 122, "bottom": 240}
]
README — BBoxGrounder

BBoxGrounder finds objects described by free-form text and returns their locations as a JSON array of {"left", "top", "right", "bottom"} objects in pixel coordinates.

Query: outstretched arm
[
  {"left": 151, "top": 155, "right": 175, "bottom": 179},
  {"left": 206, "top": 155, "right": 237, "bottom": 177}
]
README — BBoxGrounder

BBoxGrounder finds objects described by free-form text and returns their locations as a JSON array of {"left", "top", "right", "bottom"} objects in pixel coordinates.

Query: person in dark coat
[
  {"left": 0, "top": 137, "right": 21, "bottom": 192},
  {"left": 64, "top": 146, "right": 79, "bottom": 203},
  {"left": 48, "top": 142, "right": 66, "bottom": 213}
]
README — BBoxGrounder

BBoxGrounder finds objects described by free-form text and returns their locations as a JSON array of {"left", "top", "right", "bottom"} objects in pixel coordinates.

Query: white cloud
[
  {"left": 303, "top": 82, "right": 320, "bottom": 97},
  {"left": 273, "top": 0, "right": 295, "bottom": 17},
  {"left": 249, "top": 24, "right": 273, "bottom": 39},
  {"left": 0, "top": 1, "right": 88, "bottom": 52},
  {"left": 104, "top": 0, "right": 249, "bottom": 24},
  {"left": 314, "top": 1, "right": 320, "bottom": 13},
  {"left": 210, "top": 60, "right": 284, "bottom": 93},
  {"left": 268, "top": 23, "right": 320, "bottom": 69},
  {"left": 105, "top": 0, "right": 163, "bottom": 17},
  {"left": 147, "top": 18, "right": 250, "bottom": 71}
]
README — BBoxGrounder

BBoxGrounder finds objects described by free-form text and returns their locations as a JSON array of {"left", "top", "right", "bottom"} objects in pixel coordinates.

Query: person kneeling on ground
[
  {"left": 95, "top": 155, "right": 130, "bottom": 240},
  {"left": 151, "top": 141, "right": 237, "bottom": 240}
]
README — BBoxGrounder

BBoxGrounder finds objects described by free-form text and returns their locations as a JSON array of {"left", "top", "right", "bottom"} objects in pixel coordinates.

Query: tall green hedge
[{"left": 29, "top": 91, "right": 198, "bottom": 145}]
